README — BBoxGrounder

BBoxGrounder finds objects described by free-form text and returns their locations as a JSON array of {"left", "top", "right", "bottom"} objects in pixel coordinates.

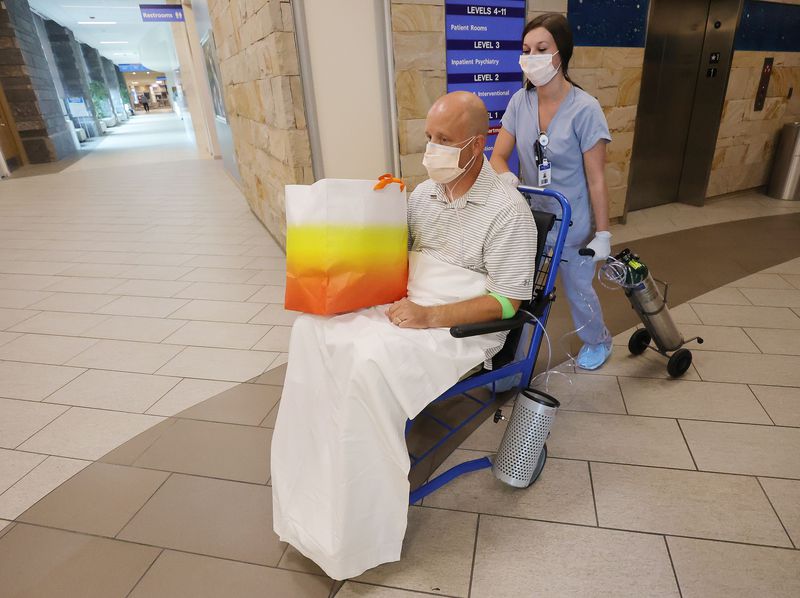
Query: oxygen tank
[{"left": 616, "top": 250, "right": 684, "bottom": 352}]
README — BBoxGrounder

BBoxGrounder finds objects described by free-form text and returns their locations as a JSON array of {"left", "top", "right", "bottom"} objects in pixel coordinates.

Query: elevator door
[{"left": 627, "top": 0, "right": 742, "bottom": 210}]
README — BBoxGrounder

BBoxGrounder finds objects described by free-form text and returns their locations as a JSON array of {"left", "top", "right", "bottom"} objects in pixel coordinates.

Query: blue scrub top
[{"left": 501, "top": 85, "right": 611, "bottom": 247}]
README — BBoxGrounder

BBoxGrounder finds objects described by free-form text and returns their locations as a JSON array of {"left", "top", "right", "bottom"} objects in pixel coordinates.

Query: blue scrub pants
[{"left": 559, "top": 245, "right": 611, "bottom": 348}]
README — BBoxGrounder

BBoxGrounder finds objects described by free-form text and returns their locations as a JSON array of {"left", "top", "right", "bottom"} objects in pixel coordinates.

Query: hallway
[
  {"left": 0, "top": 113, "right": 799, "bottom": 597},
  {"left": 0, "top": 112, "right": 287, "bottom": 531},
  {"left": 63, "top": 110, "right": 199, "bottom": 171}
]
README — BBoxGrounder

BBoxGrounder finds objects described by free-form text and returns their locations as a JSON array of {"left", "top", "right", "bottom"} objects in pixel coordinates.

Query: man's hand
[
  {"left": 385, "top": 298, "right": 434, "bottom": 329},
  {"left": 386, "top": 295, "right": 520, "bottom": 330}
]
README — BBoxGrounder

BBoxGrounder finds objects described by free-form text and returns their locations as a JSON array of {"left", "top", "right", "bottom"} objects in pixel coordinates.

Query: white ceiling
[{"left": 28, "top": 0, "right": 179, "bottom": 72}]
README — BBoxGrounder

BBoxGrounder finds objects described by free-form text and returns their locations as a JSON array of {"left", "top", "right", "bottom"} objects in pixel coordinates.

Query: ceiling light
[
  {"left": 78, "top": 21, "right": 117, "bottom": 25},
  {"left": 100, "top": 41, "right": 128, "bottom": 44}
]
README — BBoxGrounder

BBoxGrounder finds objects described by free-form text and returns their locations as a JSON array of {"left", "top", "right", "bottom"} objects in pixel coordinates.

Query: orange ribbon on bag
[{"left": 373, "top": 173, "right": 406, "bottom": 191}]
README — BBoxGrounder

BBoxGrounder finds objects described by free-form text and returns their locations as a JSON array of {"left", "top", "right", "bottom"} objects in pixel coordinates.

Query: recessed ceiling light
[
  {"left": 100, "top": 41, "right": 128, "bottom": 44},
  {"left": 78, "top": 21, "right": 117, "bottom": 25}
]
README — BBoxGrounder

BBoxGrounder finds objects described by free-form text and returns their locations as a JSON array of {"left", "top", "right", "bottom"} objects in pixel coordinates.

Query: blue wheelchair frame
[{"left": 407, "top": 186, "right": 571, "bottom": 504}]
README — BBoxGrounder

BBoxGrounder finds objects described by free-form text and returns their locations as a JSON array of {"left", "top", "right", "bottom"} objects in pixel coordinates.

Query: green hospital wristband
[{"left": 488, "top": 292, "right": 516, "bottom": 320}]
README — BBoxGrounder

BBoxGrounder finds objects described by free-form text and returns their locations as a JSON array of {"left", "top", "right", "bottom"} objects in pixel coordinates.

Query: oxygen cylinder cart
[{"left": 612, "top": 249, "right": 703, "bottom": 378}]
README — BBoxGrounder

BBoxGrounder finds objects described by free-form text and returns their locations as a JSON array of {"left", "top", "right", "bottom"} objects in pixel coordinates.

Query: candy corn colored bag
[{"left": 284, "top": 176, "right": 408, "bottom": 315}]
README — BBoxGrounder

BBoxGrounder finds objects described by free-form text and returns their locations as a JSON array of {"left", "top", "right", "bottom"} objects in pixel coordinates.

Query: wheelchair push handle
[{"left": 578, "top": 247, "right": 594, "bottom": 257}]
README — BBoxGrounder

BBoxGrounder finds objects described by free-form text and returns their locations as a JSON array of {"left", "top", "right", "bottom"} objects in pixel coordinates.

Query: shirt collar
[{"left": 433, "top": 157, "right": 493, "bottom": 208}]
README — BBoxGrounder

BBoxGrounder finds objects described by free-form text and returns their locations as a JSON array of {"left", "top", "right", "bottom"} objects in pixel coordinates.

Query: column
[
  {"left": 101, "top": 56, "right": 127, "bottom": 122},
  {"left": 0, "top": 0, "right": 77, "bottom": 162},
  {"left": 43, "top": 19, "right": 102, "bottom": 137},
  {"left": 81, "top": 43, "right": 116, "bottom": 126}
]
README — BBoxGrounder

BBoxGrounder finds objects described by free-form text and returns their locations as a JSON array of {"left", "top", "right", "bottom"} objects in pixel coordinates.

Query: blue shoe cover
[{"left": 576, "top": 343, "right": 612, "bottom": 371}]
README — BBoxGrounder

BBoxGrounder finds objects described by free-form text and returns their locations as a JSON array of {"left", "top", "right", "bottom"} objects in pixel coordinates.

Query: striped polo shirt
[{"left": 408, "top": 157, "right": 538, "bottom": 361}]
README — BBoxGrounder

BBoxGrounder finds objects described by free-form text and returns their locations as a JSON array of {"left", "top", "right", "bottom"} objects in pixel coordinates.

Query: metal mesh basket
[{"left": 492, "top": 388, "right": 560, "bottom": 488}]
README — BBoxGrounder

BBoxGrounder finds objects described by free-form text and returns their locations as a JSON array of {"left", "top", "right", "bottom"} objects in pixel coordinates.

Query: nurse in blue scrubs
[{"left": 490, "top": 13, "right": 613, "bottom": 370}]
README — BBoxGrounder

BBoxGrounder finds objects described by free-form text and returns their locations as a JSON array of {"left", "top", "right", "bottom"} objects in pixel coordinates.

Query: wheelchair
[{"left": 407, "top": 186, "right": 571, "bottom": 504}]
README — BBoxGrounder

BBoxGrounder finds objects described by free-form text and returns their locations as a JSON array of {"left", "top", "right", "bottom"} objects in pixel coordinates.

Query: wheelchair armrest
[{"left": 450, "top": 311, "right": 528, "bottom": 338}]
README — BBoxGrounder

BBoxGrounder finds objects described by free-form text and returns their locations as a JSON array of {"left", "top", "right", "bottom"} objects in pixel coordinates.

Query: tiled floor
[
  {"left": 0, "top": 114, "right": 288, "bottom": 527},
  {"left": 1, "top": 111, "right": 800, "bottom": 597},
  {"left": 609, "top": 191, "right": 800, "bottom": 245}
]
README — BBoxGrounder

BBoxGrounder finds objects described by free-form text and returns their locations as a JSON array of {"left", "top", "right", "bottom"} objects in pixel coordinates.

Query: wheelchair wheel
[
  {"left": 525, "top": 444, "right": 548, "bottom": 488},
  {"left": 667, "top": 349, "right": 693, "bottom": 378},
  {"left": 628, "top": 328, "right": 651, "bottom": 356}
]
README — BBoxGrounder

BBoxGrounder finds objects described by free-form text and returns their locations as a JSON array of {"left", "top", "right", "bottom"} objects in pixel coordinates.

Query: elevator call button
[{"left": 709, "top": 52, "right": 720, "bottom": 64}]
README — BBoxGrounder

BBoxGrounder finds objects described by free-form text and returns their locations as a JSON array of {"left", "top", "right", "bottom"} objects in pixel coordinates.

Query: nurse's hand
[
  {"left": 584, "top": 231, "right": 612, "bottom": 262},
  {"left": 385, "top": 298, "right": 431, "bottom": 329}
]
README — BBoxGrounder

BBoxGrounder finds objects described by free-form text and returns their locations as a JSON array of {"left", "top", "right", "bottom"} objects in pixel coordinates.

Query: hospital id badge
[{"left": 538, "top": 159, "right": 551, "bottom": 186}]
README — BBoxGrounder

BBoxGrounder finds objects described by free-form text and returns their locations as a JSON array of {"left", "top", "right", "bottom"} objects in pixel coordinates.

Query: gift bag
[{"left": 285, "top": 176, "right": 408, "bottom": 315}]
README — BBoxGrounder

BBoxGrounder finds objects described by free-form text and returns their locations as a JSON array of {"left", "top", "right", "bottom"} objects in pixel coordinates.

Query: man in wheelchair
[{"left": 271, "top": 92, "right": 538, "bottom": 580}]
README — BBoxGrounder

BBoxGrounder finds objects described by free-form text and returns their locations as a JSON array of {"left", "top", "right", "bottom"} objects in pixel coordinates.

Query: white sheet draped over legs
[{"left": 271, "top": 252, "right": 501, "bottom": 580}]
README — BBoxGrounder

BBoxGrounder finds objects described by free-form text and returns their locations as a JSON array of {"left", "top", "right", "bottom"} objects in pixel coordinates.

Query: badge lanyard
[
  {"left": 527, "top": 90, "right": 554, "bottom": 187},
  {"left": 534, "top": 132, "right": 551, "bottom": 187}
]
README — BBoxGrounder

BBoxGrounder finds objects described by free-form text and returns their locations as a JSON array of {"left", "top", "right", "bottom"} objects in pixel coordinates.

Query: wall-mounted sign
[
  {"left": 139, "top": 4, "right": 185, "bottom": 23},
  {"left": 66, "top": 97, "right": 90, "bottom": 118},
  {"left": 445, "top": 0, "right": 525, "bottom": 172}
]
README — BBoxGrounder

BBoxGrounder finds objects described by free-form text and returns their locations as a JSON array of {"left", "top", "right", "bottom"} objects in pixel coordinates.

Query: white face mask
[
  {"left": 519, "top": 51, "right": 560, "bottom": 87},
  {"left": 422, "top": 136, "right": 477, "bottom": 184}
]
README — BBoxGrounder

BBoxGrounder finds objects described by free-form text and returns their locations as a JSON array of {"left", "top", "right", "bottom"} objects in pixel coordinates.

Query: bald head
[
  {"left": 424, "top": 92, "right": 488, "bottom": 177},
  {"left": 422, "top": 92, "right": 488, "bottom": 192},
  {"left": 427, "top": 91, "right": 489, "bottom": 139}
]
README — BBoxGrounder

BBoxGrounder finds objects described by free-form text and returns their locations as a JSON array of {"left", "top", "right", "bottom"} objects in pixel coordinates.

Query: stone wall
[
  {"left": 207, "top": 0, "right": 312, "bottom": 247},
  {"left": 389, "top": 0, "right": 641, "bottom": 219},
  {"left": 708, "top": 51, "right": 800, "bottom": 197},
  {"left": 0, "top": 0, "right": 76, "bottom": 163},
  {"left": 391, "top": 0, "right": 445, "bottom": 191},
  {"left": 570, "top": 47, "right": 643, "bottom": 217}
]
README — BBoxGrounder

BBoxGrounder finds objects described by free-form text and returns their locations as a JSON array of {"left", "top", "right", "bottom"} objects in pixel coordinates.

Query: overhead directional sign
[
  {"left": 139, "top": 4, "right": 185, "bottom": 23},
  {"left": 117, "top": 63, "right": 150, "bottom": 72}
]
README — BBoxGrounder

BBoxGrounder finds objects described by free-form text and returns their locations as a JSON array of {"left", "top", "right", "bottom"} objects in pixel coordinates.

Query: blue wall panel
[
  {"left": 560, "top": 0, "right": 800, "bottom": 51},
  {"left": 735, "top": 1, "right": 800, "bottom": 52},
  {"left": 567, "top": 0, "right": 649, "bottom": 47}
]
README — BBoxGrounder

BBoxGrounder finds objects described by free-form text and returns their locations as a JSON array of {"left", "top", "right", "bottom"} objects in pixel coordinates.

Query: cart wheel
[
  {"left": 667, "top": 349, "right": 693, "bottom": 378},
  {"left": 628, "top": 329, "right": 651, "bottom": 356},
  {"left": 526, "top": 444, "right": 548, "bottom": 488}
]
